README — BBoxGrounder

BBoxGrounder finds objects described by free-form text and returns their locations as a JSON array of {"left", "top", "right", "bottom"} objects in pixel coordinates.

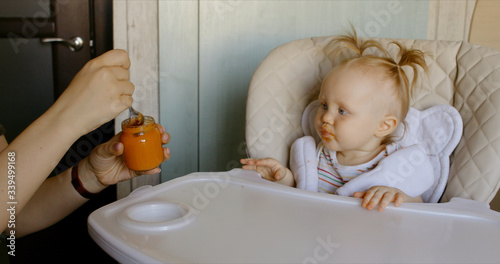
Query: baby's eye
[
  {"left": 338, "top": 108, "right": 346, "bottom": 115},
  {"left": 321, "top": 103, "right": 328, "bottom": 110}
]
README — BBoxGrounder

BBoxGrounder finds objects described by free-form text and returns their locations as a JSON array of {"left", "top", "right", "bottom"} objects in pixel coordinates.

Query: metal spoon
[{"left": 128, "top": 106, "right": 144, "bottom": 126}]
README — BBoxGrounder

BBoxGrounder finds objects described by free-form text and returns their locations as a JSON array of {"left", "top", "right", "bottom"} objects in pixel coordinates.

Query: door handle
[{"left": 40, "top": 36, "right": 84, "bottom": 52}]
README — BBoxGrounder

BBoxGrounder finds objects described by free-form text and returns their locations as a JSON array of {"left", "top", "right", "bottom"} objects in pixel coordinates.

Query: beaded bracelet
[{"left": 71, "top": 165, "right": 99, "bottom": 199}]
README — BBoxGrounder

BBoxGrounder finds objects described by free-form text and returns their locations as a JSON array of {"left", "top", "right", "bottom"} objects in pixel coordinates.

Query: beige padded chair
[{"left": 245, "top": 36, "right": 500, "bottom": 205}]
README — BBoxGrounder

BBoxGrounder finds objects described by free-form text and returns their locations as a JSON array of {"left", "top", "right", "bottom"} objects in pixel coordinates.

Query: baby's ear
[{"left": 376, "top": 115, "right": 397, "bottom": 138}]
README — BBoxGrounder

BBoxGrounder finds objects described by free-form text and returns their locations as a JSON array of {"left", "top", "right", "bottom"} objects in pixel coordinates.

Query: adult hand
[
  {"left": 51, "top": 49, "right": 135, "bottom": 136},
  {"left": 80, "top": 124, "right": 171, "bottom": 192}
]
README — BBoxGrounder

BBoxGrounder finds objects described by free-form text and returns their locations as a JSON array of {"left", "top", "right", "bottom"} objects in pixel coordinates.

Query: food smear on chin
[{"left": 321, "top": 125, "right": 335, "bottom": 142}]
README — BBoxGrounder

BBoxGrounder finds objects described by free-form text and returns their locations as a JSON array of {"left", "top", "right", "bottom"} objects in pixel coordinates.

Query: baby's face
[{"left": 315, "top": 65, "right": 392, "bottom": 153}]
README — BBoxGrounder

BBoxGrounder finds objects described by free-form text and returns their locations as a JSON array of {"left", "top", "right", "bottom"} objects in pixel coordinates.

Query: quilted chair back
[{"left": 245, "top": 36, "right": 500, "bottom": 203}]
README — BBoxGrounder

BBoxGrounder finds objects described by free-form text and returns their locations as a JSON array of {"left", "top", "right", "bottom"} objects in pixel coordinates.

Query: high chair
[{"left": 245, "top": 36, "right": 500, "bottom": 205}]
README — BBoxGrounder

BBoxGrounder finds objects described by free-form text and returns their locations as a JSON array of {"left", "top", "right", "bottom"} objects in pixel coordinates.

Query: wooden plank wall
[
  {"left": 157, "top": 1, "right": 199, "bottom": 182},
  {"left": 427, "top": 0, "right": 476, "bottom": 41},
  {"left": 113, "top": 0, "right": 160, "bottom": 199},
  {"left": 469, "top": 0, "right": 500, "bottom": 50}
]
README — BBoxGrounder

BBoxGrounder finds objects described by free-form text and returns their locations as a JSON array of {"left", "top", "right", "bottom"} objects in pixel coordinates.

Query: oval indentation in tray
[{"left": 118, "top": 201, "right": 195, "bottom": 232}]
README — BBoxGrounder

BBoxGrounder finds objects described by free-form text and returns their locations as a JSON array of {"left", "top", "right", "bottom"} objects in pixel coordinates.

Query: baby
[{"left": 241, "top": 31, "right": 434, "bottom": 211}]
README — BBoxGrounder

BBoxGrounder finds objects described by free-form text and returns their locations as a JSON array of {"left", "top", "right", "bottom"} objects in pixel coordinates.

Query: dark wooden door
[{"left": 0, "top": 0, "right": 117, "bottom": 262}]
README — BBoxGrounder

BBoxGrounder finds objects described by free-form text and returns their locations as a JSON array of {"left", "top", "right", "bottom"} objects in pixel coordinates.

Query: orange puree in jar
[{"left": 120, "top": 116, "right": 163, "bottom": 171}]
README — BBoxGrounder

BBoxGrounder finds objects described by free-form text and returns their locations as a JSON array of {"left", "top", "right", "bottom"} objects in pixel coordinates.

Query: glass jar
[{"left": 120, "top": 116, "right": 163, "bottom": 171}]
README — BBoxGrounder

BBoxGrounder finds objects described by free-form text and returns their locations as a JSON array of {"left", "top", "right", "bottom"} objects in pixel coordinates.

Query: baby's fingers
[
  {"left": 360, "top": 189, "right": 376, "bottom": 209},
  {"left": 240, "top": 158, "right": 253, "bottom": 165},
  {"left": 240, "top": 162, "right": 270, "bottom": 179},
  {"left": 242, "top": 158, "right": 275, "bottom": 167},
  {"left": 363, "top": 188, "right": 390, "bottom": 211},
  {"left": 353, "top": 192, "right": 366, "bottom": 198},
  {"left": 377, "top": 193, "right": 396, "bottom": 212},
  {"left": 393, "top": 193, "right": 404, "bottom": 207},
  {"left": 240, "top": 159, "right": 262, "bottom": 169},
  {"left": 241, "top": 164, "right": 258, "bottom": 171}
]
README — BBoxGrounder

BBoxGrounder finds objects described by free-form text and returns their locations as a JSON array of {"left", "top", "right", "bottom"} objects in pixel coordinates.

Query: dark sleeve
[{"left": 0, "top": 123, "right": 5, "bottom": 136}]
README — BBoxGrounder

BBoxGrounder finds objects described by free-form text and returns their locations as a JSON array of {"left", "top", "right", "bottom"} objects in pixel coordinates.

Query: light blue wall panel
[{"left": 159, "top": 1, "right": 199, "bottom": 181}]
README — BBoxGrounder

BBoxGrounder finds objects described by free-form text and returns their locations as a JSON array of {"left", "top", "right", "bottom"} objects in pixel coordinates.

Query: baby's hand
[
  {"left": 353, "top": 186, "right": 422, "bottom": 212},
  {"left": 240, "top": 158, "right": 295, "bottom": 187}
]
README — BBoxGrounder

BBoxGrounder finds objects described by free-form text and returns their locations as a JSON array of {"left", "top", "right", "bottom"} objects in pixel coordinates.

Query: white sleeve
[
  {"left": 336, "top": 144, "right": 434, "bottom": 197},
  {"left": 290, "top": 136, "right": 318, "bottom": 192}
]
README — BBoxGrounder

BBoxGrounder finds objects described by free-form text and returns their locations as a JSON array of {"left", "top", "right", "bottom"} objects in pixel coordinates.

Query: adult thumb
[{"left": 98, "top": 133, "right": 123, "bottom": 158}]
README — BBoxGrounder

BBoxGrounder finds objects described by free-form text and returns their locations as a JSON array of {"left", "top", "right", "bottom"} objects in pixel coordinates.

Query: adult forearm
[
  {"left": 0, "top": 49, "right": 133, "bottom": 232},
  {"left": 14, "top": 156, "right": 109, "bottom": 237},
  {"left": 14, "top": 168, "right": 88, "bottom": 237},
  {"left": 0, "top": 107, "right": 83, "bottom": 231}
]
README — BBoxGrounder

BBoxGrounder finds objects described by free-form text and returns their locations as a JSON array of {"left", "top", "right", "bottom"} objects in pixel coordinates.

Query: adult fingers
[
  {"left": 161, "top": 132, "right": 171, "bottom": 145},
  {"left": 120, "top": 80, "right": 135, "bottom": 97},
  {"left": 120, "top": 94, "right": 134, "bottom": 109},
  {"left": 163, "top": 147, "right": 171, "bottom": 161},
  {"left": 156, "top": 123, "right": 166, "bottom": 134},
  {"left": 96, "top": 133, "right": 123, "bottom": 158},
  {"left": 139, "top": 167, "right": 161, "bottom": 175},
  {"left": 95, "top": 49, "right": 131, "bottom": 69},
  {"left": 103, "top": 66, "right": 130, "bottom": 81}
]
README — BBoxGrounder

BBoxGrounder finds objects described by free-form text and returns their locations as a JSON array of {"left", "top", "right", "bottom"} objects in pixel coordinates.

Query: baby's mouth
[{"left": 320, "top": 125, "right": 335, "bottom": 142}]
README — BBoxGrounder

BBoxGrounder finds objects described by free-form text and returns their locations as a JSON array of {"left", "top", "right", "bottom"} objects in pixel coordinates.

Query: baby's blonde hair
[{"left": 327, "top": 29, "right": 428, "bottom": 141}]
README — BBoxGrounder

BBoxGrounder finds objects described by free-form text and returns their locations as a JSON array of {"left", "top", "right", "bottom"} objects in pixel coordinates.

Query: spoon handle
[
  {"left": 129, "top": 106, "right": 139, "bottom": 118},
  {"left": 128, "top": 107, "right": 144, "bottom": 125}
]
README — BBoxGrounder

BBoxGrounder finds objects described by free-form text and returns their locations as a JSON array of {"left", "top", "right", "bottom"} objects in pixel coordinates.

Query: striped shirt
[{"left": 317, "top": 144, "right": 389, "bottom": 194}]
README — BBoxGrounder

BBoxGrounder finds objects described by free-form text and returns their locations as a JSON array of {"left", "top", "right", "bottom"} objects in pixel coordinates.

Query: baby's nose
[{"left": 321, "top": 112, "right": 334, "bottom": 124}]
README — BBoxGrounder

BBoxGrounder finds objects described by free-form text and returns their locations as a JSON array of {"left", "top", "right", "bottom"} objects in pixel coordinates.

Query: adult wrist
[
  {"left": 71, "top": 160, "right": 107, "bottom": 198},
  {"left": 71, "top": 165, "right": 99, "bottom": 199},
  {"left": 44, "top": 103, "right": 87, "bottom": 140}
]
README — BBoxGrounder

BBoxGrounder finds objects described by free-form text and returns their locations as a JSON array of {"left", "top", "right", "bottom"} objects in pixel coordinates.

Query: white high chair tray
[{"left": 88, "top": 169, "right": 500, "bottom": 263}]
